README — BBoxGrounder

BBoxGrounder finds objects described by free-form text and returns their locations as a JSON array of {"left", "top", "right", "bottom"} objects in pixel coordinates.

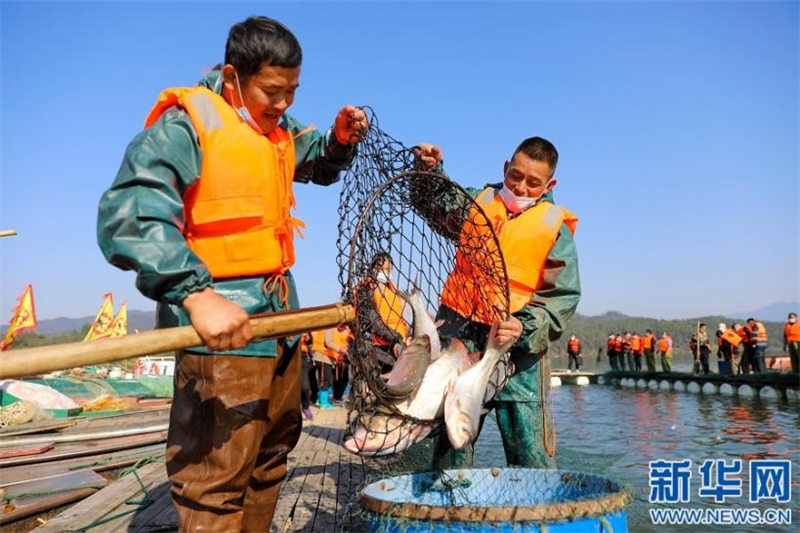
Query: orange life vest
[
  {"left": 310, "top": 330, "right": 326, "bottom": 354},
  {"left": 614, "top": 338, "right": 623, "bottom": 351},
  {"left": 753, "top": 322, "right": 768, "bottom": 343},
  {"left": 721, "top": 329, "right": 742, "bottom": 347},
  {"left": 632, "top": 335, "right": 641, "bottom": 352},
  {"left": 784, "top": 322, "right": 800, "bottom": 342},
  {"left": 325, "top": 328, "right": 350, "bottom": 357},
  {"left": 643, "top": 333, "right": 654, "bottom": 350},
  {"left": 657, "top": 338, "right": 668, "bottom": 353},
  {"left": 369, "top": 280, "right": 409, "bottom": 346},
  {"left": 144, "top": 86, "right": 305, "bottom": 278},
  {"left": 441, "top": 188, "right": 577, "bottom": 323},
  {"left": 567, "top": 339, "right": 579, "bottom": 353}
]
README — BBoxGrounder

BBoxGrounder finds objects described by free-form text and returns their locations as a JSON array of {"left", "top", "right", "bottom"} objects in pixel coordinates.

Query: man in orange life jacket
[
  {"left": 642, "top": 329, "right": 656, "bottom": 372},
  {"left": 567, "top": 334, "right": 582, "bottom": 371},
  {"left": 97, "top": 17, "right": 372, "bottom": 532},
  {"left": 631, "top": 332, "right": 643, "bottom": 371},
  {"left": 354, "top": 252, "right": 410, "bottom": 369},
  {"left": 606, "top": 334, "right": 618, "bottom": 369},
  {"left": 415, "top": 137, "right": 580, "bottom": 469},
  {"left": 783, "top": 312, "right": 800, "bottom": 374},
  {"left": 748, "top": 317, "right": 768, "bottom": 373}
]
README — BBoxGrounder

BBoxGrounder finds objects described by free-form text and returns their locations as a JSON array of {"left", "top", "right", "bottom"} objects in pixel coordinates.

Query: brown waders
[{"left": 166, "top": 342, "right": 301, "bottom": 532}]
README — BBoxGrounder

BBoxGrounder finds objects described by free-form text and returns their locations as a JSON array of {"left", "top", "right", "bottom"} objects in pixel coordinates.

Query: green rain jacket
[
  {"left": 97, "top": 71, "right": 355, "bottom": 357},
  {"left": 430, "top": 183, "right": 581, "bottom": 402}
]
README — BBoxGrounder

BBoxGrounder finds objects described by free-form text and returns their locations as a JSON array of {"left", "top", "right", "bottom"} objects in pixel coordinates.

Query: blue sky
[{"left": 1, "top": 0, "right": 797, "bottom": 321}]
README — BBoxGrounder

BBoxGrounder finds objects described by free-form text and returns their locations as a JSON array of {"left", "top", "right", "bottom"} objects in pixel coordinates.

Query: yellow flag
[
  {"left": 110, "top": 302, "right": 128, "bottom": 338},
  {"left": 84, "top": 293, "right": 115, "bottom": 342},
  {"left": 1, "top": 284, "right": 38, "bottom": 351}
]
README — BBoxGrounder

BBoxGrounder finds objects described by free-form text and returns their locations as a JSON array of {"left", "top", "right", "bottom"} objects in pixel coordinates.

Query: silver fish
[
  {"left": 382, "top": 335, "right": 431, "bottom": 399},
  {"left": 343, "top": 412, "right": 434, "bottom": 456},
  {"left": 396, "top": 338, "right": 470, "bottom": 421},
  {"left": 399, "top": 286, "right": 441, "bottom": 361},
  {"left": 444, "top": 322, "right": 515, "bottom": 449}
]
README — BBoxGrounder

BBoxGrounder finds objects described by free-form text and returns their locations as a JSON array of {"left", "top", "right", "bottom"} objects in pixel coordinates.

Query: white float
[
  {"left": 719, "top": 383, "right": 735, "bottom": 396},
  {"left": 738, "top": 384, "right": 755, "bottom": 397},
  {"left": 647, "top": 379, "right": 659, "bottom": 390},
  {"left": 576, "top": 376, "right": 590, "bottom": 387},
  {"left": 702, "top": 382, "right": 718, "bottom": 395},
  {"left": 786, "top": 388, "right": 798, "bottom": 402},
  {"left": 659, "top": 380, "right": 671, "bottom": 391},
  {"left": 673, "top": 381, "right": 686, "bottom": 392},
  {"left": 636, "top": 379, "right": 647, "bottom": 388},
  {"left": 597, "top": 376, "right": 606, "bottom": 385},
  {"left": 758, "top": 386, "right": 778, "bottom": 400},
  {"left": 550, "top": 376, "right": 562, "bottom": 388},
  {"left": 687, "top": 382, "right": 701, "bottom": 394}
]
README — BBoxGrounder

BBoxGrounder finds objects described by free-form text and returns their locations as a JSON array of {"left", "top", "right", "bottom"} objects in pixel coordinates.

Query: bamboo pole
[
  {"left": 0, "top": 229, "right": 18, "bottom": 238},
  {"left": 0, "top": 303, "right": 354, "bottom": 379}
]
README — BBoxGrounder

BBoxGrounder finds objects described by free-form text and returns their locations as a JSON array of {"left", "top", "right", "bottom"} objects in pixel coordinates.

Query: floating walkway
[
  {"left": 32, "top": 406, "right": 384, "bottom": 532},
  {"left": 602, "top": 370, "right": 799, "bottom": 401}
]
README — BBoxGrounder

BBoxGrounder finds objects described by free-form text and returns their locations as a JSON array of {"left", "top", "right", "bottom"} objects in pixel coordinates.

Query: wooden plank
[
  {"left": 0, "top": 443, "right": 166, "bottom": 485},
  {"left": 336, "top": 449, "right": 354, "bottom": 531},
  {"left": 311, "top": 450, "right": 339, "bottom": 532},
  {"left": 114, "top": 479, "right": 173, "bottom": 533},
  {"left": 0, "top": 431, "right": 167, "bottom": 467},
  {"left": 0, "top": 487, "right": 97, "bottom": 527},
  {"left": 2, "top": 469, "right": 107, "bottom": 497},
  {"left": 271, "top": 449, "right": 315, "bottom": 532},
  {"left": 0, "top": 442, "right": 54, "bottom": 459},
  {"left": 0, "top": 419, "right": 76, "bottom": 438},
  {"left": 32, "top": 462, "right": 165, "bottom": 532}
]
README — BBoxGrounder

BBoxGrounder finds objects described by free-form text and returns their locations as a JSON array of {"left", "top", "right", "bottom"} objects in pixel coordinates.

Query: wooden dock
[{"left": 31, "top": 406, "right": 383, "bottom": 533}]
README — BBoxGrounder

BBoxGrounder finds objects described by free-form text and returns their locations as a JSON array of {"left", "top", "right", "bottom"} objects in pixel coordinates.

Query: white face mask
[
  {"left": 234, "top": 74, "right": 265, "bottom": 135},
  {"left": 376, "top": 271, "right": 390, "bottom": 284},
  {"left": 498, "top": 183, "right": 548, "bottom": 214}
]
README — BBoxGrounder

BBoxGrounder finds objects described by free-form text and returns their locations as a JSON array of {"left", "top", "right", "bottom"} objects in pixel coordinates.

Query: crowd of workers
[
  {"left": 567, "top": 312, "right": 800, "bottom": 376},
  {"left": 298, "top": 326, "right": 354, "bottom": 420}
]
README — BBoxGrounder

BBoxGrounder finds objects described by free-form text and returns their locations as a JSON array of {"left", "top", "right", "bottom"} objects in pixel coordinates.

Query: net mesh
[{"left": 335, "top": 108, "right": 513, "bottom": 457}]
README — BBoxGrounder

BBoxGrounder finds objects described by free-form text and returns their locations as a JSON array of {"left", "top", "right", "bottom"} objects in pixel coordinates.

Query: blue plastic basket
[{"left": 361, "top": 468, "right": 629, "bottom": 532}]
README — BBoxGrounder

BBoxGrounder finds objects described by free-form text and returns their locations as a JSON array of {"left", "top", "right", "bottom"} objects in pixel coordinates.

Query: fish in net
[{"left": 335, "top": 108, "right": 515, "bottom": 457}]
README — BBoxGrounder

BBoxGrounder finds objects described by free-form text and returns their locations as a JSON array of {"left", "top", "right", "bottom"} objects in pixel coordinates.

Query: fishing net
[{"left": 335, "top": 108, "right": 513, "bottom": 458}]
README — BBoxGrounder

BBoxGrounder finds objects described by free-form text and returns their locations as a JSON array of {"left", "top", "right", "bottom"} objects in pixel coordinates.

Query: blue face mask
[{"left": 234, "top": 74, "right": 265, "bottom": 135}]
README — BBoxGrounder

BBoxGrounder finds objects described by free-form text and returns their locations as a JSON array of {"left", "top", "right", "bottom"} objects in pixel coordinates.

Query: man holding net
[
  {"left": 415, "top": 137, "right": 581, "bottom": 469},
  {"left": 97, "top": 16, "right": 367, "bottom": 532}
]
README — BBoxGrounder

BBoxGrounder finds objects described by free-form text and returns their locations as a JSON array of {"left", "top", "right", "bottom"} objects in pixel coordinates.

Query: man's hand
[
  {"left": 334, "top": 105, "right": 368, "bottom": 145},
  {"left": 495, "top": 316, "right": 523, "bottom": 346},
  {"left": 412, "top": 143, "right": 443, "bottom": 170},
  {"left": 182, "top": 288, "right": 253, "bottom": 352}
]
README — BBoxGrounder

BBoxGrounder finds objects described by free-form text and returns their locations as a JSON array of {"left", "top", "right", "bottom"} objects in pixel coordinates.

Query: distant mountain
[
  {"left": 727, "top": 301, "right": 798, "bottom": 322},
  {"left": 1, "top": 309, "right": 156, "bottom": 336}
]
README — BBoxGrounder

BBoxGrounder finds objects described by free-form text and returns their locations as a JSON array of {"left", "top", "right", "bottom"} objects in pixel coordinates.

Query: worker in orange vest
[
  {"left": 417, "top": 136, "right": 580, "bottom": 470},
  {"left": 642, "top": 329, "right": 656, "bottom": 372},
  {"left": 96, "top": 16, "right": 373, "bottom": 531},
  {"left": 657, "top": 332, "right": 671, "bottom": 372},
  {"left": 354, "top": 252, "right": 410, "bottom": 368},
  {"left": 631, "top": 332, "right": 643, "bottom": 371},
  {"left": 606, "top": 335, "right": 617, "bottom": 370},
  {"left": 783, "top": 312, "right": 800, "bottom": 374},
  {"left": 567, "top": 334, "right": 582, "bottom": 371},
  {"left": 614, "top": 334, "right": 625, "bottom": 371},
  {"left": 747, "top": 317, "right": 768, "bottom": 373}
]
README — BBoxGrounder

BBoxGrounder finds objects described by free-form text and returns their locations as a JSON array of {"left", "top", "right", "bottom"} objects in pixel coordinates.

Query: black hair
[
  {"left": 512, "top": 137, "right": 559, "bottom": 176},
  {"left": 699, "top": 323, "right": 707, "bottom": 328},
  {"left": 747, "top": 317, "right": 755, "bottom": 323},
  {"left": 225, "top": 16, "right": 302, "bottom": 79},
  {"left": 369, "top": 252, "right": 392, "bottom": 273}
]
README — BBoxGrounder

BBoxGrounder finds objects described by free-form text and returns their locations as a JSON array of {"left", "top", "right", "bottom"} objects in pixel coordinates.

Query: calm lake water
[{"left": 473, "top": 381, "right": 799, "bottom": 532}]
